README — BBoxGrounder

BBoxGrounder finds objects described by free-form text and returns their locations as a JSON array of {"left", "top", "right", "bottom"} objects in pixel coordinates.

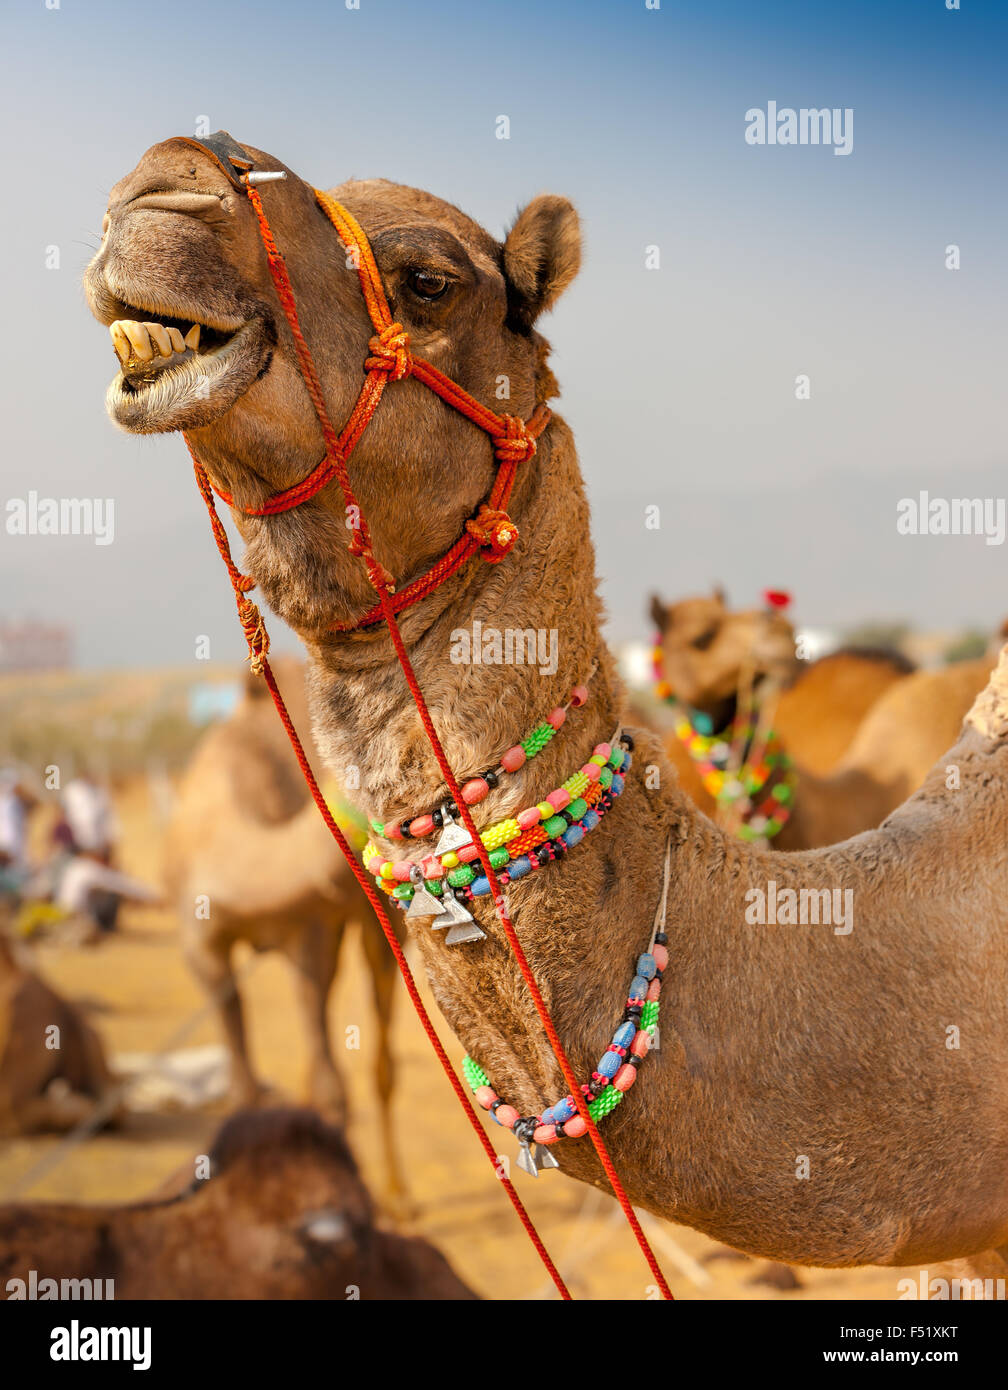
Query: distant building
[{"left": 0, "top": 620, "right": 73, "bottom": 673}]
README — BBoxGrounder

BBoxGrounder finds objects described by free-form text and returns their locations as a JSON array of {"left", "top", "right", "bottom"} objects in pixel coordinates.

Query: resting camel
[
  {"left": 0, "top": 932, "right": 119, "bottom": 1136},
  {"left": 649, "top": 591, "right": 993, "bottom": 850},
  {"left": 0, "top": 1108, "right": 475, "bottom": 1299},
  {"left": 85, "top": 135, "right": 1008, "bottom": 1274},
  {"left": 164, "top": 655, "right": 406, "bottom": 1203}
]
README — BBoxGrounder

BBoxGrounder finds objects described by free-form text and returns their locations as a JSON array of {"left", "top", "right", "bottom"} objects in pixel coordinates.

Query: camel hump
[{"left": 965, "top": 645, "right": 1008, "bottom": 741}]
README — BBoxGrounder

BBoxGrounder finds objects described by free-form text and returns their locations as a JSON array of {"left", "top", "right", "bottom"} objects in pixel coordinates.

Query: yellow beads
[
  {"left": 441, "top": 850, "right": 460, "bottom": 869},
  {"left": 481, "top": 817, "right": 520, "bottom": 851},
  {"left": 563, "top": 771, "right": 589, "bottom": 796}
]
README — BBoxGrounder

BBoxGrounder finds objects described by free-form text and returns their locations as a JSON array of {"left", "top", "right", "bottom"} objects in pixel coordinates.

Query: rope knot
[
  {"left": 466, "top": 505, "right": 519, "bottom": 563},
  {"left": 366, "top": 322, "right": 412, "bottom": 380},
  {"left": 492, "top": 415, "right": 537, "bottom": 466},
  {"left": 237, "top": 597, "right": 270, "bottom": 675}
]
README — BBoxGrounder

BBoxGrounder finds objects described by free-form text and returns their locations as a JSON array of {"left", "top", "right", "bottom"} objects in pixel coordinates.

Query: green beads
[
  {"left": 588, "top": 1086, "right": 624, "bottom": 1121},
  {"left": 447, "top": 864, "right": 476, "bottom": 888},
  {"left": 641, "top": 999, "right": 660, "bottom": 1031},
  {"left": 392, "top": 883, "right": 413, "bottom": 901},
  {"left": 566, "top": 797, "right": 588, "bottom": 822},
  {"left": 463, "top": 1055, "right": 490, "bottom": 1090},
  {"left": 488, "top": 845, "right": 510, "bottom": 870},
  {"left": 542, "top": 814, "right": 567, "bottom": 838},
  {"left": 521, "top": 722, "right": 555, "bottom": 757},
  {"left": 599, "top": 766, "right": 613, "bottom": 789}
]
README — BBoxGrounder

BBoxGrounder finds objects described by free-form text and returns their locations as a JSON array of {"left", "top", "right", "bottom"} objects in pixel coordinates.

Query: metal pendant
[
  {"left": 438, "top": 892, "right": 487, "bottom": 945},
  {"left": 405, "top": 865, "right": 449, "bottom": 922},
  {"left": 434, "top": 810, "right": 471, "bottom": 857},
  {"left": 650, "top": 1024, "right": 660, "bottom": 1051},
  {"left": 535, "top": 1143, "right": 560, "bottom": 1171},
  {"left": 516, "top": 1138, "right": 539, "bottom": 1177}
]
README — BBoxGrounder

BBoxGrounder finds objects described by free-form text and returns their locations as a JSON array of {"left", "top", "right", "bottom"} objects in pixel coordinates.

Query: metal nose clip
[{"left": 245, "top": 171, "right": 287, "bottom": 185}]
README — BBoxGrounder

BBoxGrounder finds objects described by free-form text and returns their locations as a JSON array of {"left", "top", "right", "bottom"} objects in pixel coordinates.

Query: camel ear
[
  {"left": 712, "top": 584, "right": 727, "bottom": 607},
  {"left": 503, "top": 195, "right": 581, "bottom": 329},
  {"left": 649, "top": 593, "right": 668, "bottom": 632}
]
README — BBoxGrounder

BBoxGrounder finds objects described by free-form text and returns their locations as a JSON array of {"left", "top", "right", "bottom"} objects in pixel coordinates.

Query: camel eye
[
  {"left": 691, "top": 626, "right": 718, "bottom": 651},
  {"left": 406, "top": 268, "right": 449, "bottom": 301}
]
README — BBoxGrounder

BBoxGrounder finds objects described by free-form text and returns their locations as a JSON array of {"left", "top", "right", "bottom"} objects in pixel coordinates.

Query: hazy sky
[{"left": 2, "top": 0, "right": 1006, "bottom": 667}]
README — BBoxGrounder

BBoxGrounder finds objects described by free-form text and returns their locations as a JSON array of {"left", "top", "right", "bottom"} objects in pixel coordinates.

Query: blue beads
[
  {"left": 628, "top": 975, "right": 648, "bottom": 1000},
  {"left": 597, "top": 1049, "right": 621, "bottom": 1078},
  {"left": 552, "top": 1097, "right": 575, "bottom": 1123},
  {"left": 471, "top": 875, "right": 491, "bottom": 896},
  {"left": 611, "top": 773, "right": 625, "bottom": 796},
  {"left": 508, "top": 854, "right": 532, "bottom": 880},
  {"left": 613, "top": 1021, "right": 635, "bottom": 1048},
  {"left": 582, "top": 809, "right": 599, "bottom": 832},
  {"left": 539, "top": 1104, "right": 555, "bottom": 1125},
  {"left": 637, "top": 953, "right": 656, "bottom": 980},
  {"left": 562, "top": 824, "right": 584, "bottom": 848}
]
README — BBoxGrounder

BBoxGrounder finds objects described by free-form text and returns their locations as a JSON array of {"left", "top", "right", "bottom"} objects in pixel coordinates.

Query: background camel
[
  {"left": 86, "top": 136, "right": 1008, "bottom": 1273},
  {"left": 648, "top": 591, "right": 991, "bottom": 849},
  {"left": 0, "top": 931, "right": 118, "bottom": 1136},
  {"left": 0, "top": 1107, "right": 474, "bottom": 1299},
  {"left": 165, "top": 656, "right": 406, "bottom": 1203}
]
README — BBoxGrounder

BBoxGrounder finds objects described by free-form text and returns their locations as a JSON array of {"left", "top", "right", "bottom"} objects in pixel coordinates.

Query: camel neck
[{"left": 300, "top": 417, "right": 626, "bottom": 832}]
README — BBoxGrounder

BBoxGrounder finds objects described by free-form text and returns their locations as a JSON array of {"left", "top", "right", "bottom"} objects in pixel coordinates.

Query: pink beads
[
  {"left": 534, "top": 1124, "right": 558, "bottom": 1145},
  {"left": 653, "top": 943, "right": 669, "bottom": 971},
  {"left": 646, "top": 978, "right": 661, "bottom": 1002},
  {"left": 461, "top": 777, "right": 489, "bottom": 805},
  {"left": 409, "top": 813, "right": 434, "bottom": 838},
  {"left": 385, "top": 822, "right": 404, "bottom": 841},
  {"left": 547, "top": 706, "right": 566, "bottom": 729},
  {"left": 582, "top": 761, "right": 601, "bottom": 782},
  {"left": 494, "top": 1104, "right": 520, "bottom": 1129},
  {"left": 517, "top": 806, "right": 541, "bottom": 831},
  {"left": 570, "top": 685, "right": 589, "bottom": 708},
  {"left": 393, "top": 860, "right": 413, "bottom": 882},
  {"left": 458, "top": 842, "right": 480, "bottom": 863},
  {"left": 474, "top": 1086, "right": 497, "bottom": 1109},
  {"left": 613, "top": 1064, "right": 637, "bottom": 1092},
  {"left": 563, "top": 1115, "right": 587, "bottom": 1138},
  {"left": 501, "top": 745, "right": 526, "bottom": 772},
  {"left": 630, "top": 1029, "right": 651, "bottom": 1059},
  {"left": 420, "top": 855, "right": 443, "bottom": 879},
  {"left": 593, "top": 742, "right": 612, "bottom": 760},
  {"left": 547, "top": 787, "right": 571, "bottom": 811}
]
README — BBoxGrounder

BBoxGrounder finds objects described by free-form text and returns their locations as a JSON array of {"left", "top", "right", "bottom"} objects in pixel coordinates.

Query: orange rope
[{"left": 183, "top": 172, "right": 673, "bottom": 1301}]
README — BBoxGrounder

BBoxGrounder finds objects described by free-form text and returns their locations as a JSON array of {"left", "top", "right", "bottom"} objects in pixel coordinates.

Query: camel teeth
[
  {"left": 121, "top": 320, "right": 153, "bottom": 361},
  {"left": 109, "top": 322, "right": 131, "bottom": 365},
  {"left": 144, "top": 322, "right": 173, "bottom": 358},
  {"left": 166, "top": 326, "right": 186, "bottom": 355},
  {"left": 184, "top": 324, "right": 200, "bottom": 351}
]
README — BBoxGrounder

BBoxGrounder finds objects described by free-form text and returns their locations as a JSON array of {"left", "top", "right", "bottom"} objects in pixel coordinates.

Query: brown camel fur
[
  {"left": 0, "top": 1107, "right": 475, "bottom": 1299},
  {"left": 85, "top": 138, "right": 1008, "bottom": 1271},
  {"left": 164, "top": 655, "right": 406, "bottom": 1203},
  {"left": 0, "top": 933, "right": 119, "bottom": 1136}
]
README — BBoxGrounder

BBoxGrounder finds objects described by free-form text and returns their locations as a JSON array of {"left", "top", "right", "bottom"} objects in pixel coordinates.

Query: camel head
[
  {"left": 650, "top": 588, "right": 798, "bottom": 725},
  {"left": 85, "top": 135, "right": 581, "bottom": 627}
]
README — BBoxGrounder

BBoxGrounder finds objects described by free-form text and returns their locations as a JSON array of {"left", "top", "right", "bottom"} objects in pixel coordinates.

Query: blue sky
[{"left": 2, "top": 0, "right": 1006, "bottom": 665}]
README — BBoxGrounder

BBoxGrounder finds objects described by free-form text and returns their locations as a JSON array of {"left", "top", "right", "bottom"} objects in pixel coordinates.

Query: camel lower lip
[{"left": 105, "top": 321, "right": 264, "bottom": 433}]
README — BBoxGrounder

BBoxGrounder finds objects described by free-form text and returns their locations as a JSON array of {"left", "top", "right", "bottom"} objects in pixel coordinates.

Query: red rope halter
[{"left": 181, "top": 150, "right": 672, "bottom": 1300}]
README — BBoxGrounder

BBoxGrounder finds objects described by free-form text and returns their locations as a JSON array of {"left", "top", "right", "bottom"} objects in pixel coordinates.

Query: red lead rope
[{"left": 183, "top": 174, "right": 673, "bottom": 1300}]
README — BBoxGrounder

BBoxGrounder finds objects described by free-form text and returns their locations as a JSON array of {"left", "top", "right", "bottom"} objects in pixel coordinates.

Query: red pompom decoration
[{"left": 763, "top": 589, "right": 792, "bottom": 610}]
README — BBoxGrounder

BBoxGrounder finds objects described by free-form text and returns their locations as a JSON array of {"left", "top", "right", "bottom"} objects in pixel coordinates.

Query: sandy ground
[{"left": 0, "top": 779, "right": 913, "bottom": 1301}]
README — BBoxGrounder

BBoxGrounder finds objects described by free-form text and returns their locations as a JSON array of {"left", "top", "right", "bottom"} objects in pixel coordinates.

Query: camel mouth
[{"left": 101, "top": 297, "right": 270, "bottom": 434}]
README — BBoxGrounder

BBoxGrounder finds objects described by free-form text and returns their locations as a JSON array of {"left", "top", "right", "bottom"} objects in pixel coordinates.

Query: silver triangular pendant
[
  {"left": 516, "top": 1139, "right": 539, "bottom": 1177},
  {"left": 438, "top": 890, "right": 488, "bottom": 944},
  {"left": 534, "top": 1143, "right": 560, "bottom": 1170},
  {"left": 405, "top": 865, "right": 449, "bottom": 922},
  {"left": 445, "top": 919, "right": 488, "bottom": 946},
  {"left": 434, "top": 811, "right": 471, "bottom": 857}
]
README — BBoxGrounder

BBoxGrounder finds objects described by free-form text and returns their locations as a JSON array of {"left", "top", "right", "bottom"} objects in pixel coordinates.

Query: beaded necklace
[
  {"left": 652, "top": 634, "right": 795, "bottom": 843},
  {"left": 365, "top": 733, "right": 632, "bottom": 942},
  {"left": 462, "top": 840, "right": 672, "bottom": 1175}
]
